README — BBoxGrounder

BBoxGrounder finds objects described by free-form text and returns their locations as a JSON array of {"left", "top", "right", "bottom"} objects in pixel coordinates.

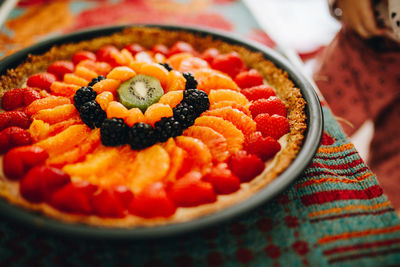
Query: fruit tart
[{"left": 0, "top": 27, "right": 306, "bottom": 227}]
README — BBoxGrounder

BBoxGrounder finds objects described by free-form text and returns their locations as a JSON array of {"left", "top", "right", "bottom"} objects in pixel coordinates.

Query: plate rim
[{"left": 0, "top": 24, "right": 323, "bottom": 240}]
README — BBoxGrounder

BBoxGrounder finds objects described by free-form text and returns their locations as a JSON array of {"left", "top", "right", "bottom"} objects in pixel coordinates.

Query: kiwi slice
[{"left": 117, "top": 74, "right": 164, "bottom": 112}]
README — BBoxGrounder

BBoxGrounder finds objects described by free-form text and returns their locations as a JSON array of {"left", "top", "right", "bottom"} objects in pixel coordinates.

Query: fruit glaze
[{"left": 0, "top": 27, "right": 306, "bottom": 227}]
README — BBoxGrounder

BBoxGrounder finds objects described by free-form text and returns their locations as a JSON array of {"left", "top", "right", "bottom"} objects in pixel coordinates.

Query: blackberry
[
  {"left": 183, "top": 72, "right": 198, "bottom": 90},
  {"left": 79, "top": 100, "right": 107, "bottom": 129},
  {"left": 155, "top": 117, "right": 183, "bottom": 142},
  {"left": 128, "top": 122, "right": 158, "bottom": 150},
  {"left": 183, "top": 89, "right": 210, "bottom": 115},
  {"left": 100, "top": 118, "right": 129, "bottom": 146},
  {"left": 173, "top": 102, "right": 196, "bottom": 128},
  {"left": 159, "top": 62, "right": 173, "bottom": 72},
  {"left": 73, "top": 87, "right": 97, "bottom": 111},
  {"left": 88, "top": 75, "right": 106, "bottom": 87}
]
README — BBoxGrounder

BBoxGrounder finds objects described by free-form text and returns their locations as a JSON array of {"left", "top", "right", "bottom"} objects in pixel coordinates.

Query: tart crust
[{"left": 0, "top": 27, "right": 306, "bottom": 228}]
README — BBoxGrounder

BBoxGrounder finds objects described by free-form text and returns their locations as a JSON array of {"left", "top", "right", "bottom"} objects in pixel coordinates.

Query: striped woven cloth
[{"left": 1, "top": 1, "right": 400, "bottom": 266}]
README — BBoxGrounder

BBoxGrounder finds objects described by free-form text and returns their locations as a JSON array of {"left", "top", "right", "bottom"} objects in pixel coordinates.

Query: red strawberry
[
  {"left": 201, "top": 48, "right": 220, "bottom": 64},
  {"left": 3, "top": 146, "right": 49, "bottom": 180},
  {"left": 50, "top": 181, "right": 97, "bottom": 214},
  {"left": 249, "top": 96, "right": 287, "bottom": 118},
  {"left": 211, "top": 52, "right": 246, "bottom": 78},
  {"left": 228, "top": 151, "right": 265, "bottom": 182},
  {"left": 204, "top": 163, "right": 241, "bottom": 194},
  {"left": 244, "top": 131, "right": 281, "bottom": 161},
  {"left": 26, "top": 72, "right": 56, "bottom": 91},
  {"left": 255, "top": 113, "right": 290, "bottom": 140},
  {"left": 129, "top": 182, "right": 176, "bottom": 218},
  {"left": 241, "top": 84, "right": 276, "bottom": 101},
  {"left": 124, "top": 43, "right": 145, "bottom": 56},
  {"left": 1, "top": 88, "right": 40, "bottom": 110},
  {"left": 0, "top": 127, "right": 32, "bottom": 153},
  {"left": 96, "top": 45, "right": 120, "bottom": 66},
  {"left": 20, "top": 165, "right": 70, "bottom": 203},
  {"left": 151, "top": 44, "right": 169, "bottom": 56},
  {"left": 72, "top": 50, "right": 97, "bottom": 65},
  {"left": 234, "top": 69, "right": 264, "bottom": 89},
  {"left": 0, "top": 111, "right": 31, "bottom": 131},
  {"left": 92, "top": 188, "right": 126, "bottom": 218},
  {"left": 168, "top": 41, "right": 195, "bottom": 57},
  {"left": 169, "top": 171, "right": 216, "bottom": 207},
  {"left": 113, "top": 185, "right": 134, "bottom": 209},
  {"left": 47, "top": 60, "right": 75, "bottom": 80}
]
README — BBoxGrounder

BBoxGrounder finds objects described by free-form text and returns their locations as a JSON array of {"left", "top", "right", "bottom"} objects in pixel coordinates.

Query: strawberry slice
[
  {"left": 255, "top": 113, "right": 290, "bottom": 140},
  {"left": 151, "top": 44, "right": 169, "bottom": 56},
  {"left": 26, "top": 72, "right": 56, "bottom": 91},
  {"left": 129, "top": 182, "right": 176, "bottom": 218},
  {"left": 234, "top": 69, "right": 264, "bottom": 89},
  {"left": 124, "top": 43, "right": 145, "bottom": 56},
  {"left": 0, "top": 127, "right": 32, "bottom": 153},
  {"left": 211, "top": 52, "right": 245, "bottom": 78},
  {"left": 201, "top": 48, "right": 220, "bottom": 64},
  {"left": 96, "top": 45, "right": 120, "bottom": 67},
  {"left": 72, "top": 50, "right": 97, "bottom": 65},
  {"left": 2, "top": 88, "right": 41, "bottom": 111},
  {"left": 50, "top": 181, "right": 97, "bottom": 214},
  {"left": 169, "top": 171, "right": 216, "bottom": 207},
  {"left": 113, "top": 185, "right": 134, "bottom": 209},
  {"left": 249, "top": 96, "right": 287, "bottom": 118},
  {"left": 204, "top": 163, "right": 241, "bottom": 195},
  {"left": 91, "top": 188, "right": 127, "bottom": 218},
  {"left": 168, "top": 41, "right": 195, "bottom": 57},
  {"left": 20, "top": 165, "right": 70, "bottom": 203},
  {"left": 241, "top": 84, "right": 276, "bottom": 101},
  {"left": 244, "top": 131, "right": 281, "bottom": 161},
  {"left": 47, "top": 61, "right": 75, "bottom": 80},
  {"left": 0, "top": 111, "right": 31, "bottom": 131},
  {"left": 228, "top": 151, "right": 265, "bottom": 182},
  {"left": 3, "top": 146, "right": 49, "bottom": 180}
]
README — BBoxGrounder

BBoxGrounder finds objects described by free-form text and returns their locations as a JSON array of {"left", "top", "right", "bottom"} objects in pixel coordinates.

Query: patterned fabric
[{"left": 1, "top": 1, "right": 400, "bottom": 266}]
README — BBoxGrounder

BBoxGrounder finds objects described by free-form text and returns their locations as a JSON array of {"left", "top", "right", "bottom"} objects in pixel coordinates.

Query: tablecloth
[{"left": 1, "top": 1, "right": 400, "bottom": 266}]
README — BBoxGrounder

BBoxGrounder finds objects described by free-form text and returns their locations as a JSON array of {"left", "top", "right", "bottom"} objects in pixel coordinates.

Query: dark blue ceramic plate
[{"left": 0, "top": 25, "right": 323, "bottom": 240}]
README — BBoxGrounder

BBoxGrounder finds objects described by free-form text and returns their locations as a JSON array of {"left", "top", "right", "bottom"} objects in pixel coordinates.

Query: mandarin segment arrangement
[{"left": 0, "top": 33, "right": 302, "bottom": 225}]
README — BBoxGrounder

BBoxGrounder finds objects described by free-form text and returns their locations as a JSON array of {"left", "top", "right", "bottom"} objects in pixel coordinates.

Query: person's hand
[{"left": 336, "top": 0, "right": 386, "bottom": 38}]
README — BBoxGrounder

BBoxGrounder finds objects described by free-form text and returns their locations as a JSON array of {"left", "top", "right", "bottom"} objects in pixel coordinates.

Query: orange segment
[
  {"left": 28, "top": 119, "right": 50, "bottom": 142},
  {"left": 158, "top": 91, "right": 183, "bottom": 108},
  {"left": 127, "top": 145, "right": 170, "bottom": 194},
  {"left": 183, "top": 125, "right": 229, "bottom": 162},
  {"left": 36, "top": 124, "right": 91, "bottom": 157},
  {"left": 210, "top": 101, "right": 251, "bottom": 116},
  {"left": 165, "top": 70, "right": 186, "bottom": 92},
  {"left": 92, "top": 78, "right": 121, "bottom": 94},
  {"left": 25, "top": 96, "right": 71, "bottom": 116},
  {"left": 76, "top": 60, "right": 112, "bottom": 76},
  {"left": 175, "top": 136, "right": 212, "bottom": 175},
  {"left": 95, "top": 91, "right": 115, "bottom": 110},
  {"left": 106, "top": 66, "right": 136, "bottom": 81},
  {"left": 63, "top": 146, "right": 131, "bottom": 186},
  {"left": 106, "top": 101, "right": 128, "bottom": 119},
  {"left": 195, "top": 116, "right": 244, "bottom": 154},
  {"left": 63, "top": 73, "right": 89, "bottom": 87},
  {"left": 74, "top": 65, "right": 98, "bottom": 81},
  {"left": 162, "top": 138, "right": 186, "bottom": 182},
  {"left": 167, "top": 52, "right": 193, "bottom": 70},
  {"left": 50, "top": 82, "right": 80, "bottom": 97},
  {"left": 179, "top": 57, "right": 210, "bottom": 73},
  {"left": 203, "top": 107, "right": 256, "bottom": 136},
  {"left": 32, "top": 104, "right": 79, "bottom": 124},
  {"left": 208, "top": 89, "right": 249, "bottom": 106},
  {"left": 120, "top": 48, "right": 135, "bottom": 66},
  {"left": 48, "top": 118, "right": 82, "bottom": 136},
  {"left": 139, "top": 63, "right": 169, "bottom": 89},
  {"left": 129, "top": 61, "right": 146, "bottom": 73},
  {"left": 47, "top": 128, "right": 101, "bottom": 167},
  {"left": 144, "top": 103, "right": 173, "bottom": 126},
  {"left": 194, "top": 68, "right": 239, "bottom": 94},
  {"left": 125, "top": 108, "right": 145, "bottom": 127}
]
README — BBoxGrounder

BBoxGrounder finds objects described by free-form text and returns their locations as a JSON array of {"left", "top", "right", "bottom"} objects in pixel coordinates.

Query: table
[{"left": 1, "top": 1, "right": 400, "bottom": 266}]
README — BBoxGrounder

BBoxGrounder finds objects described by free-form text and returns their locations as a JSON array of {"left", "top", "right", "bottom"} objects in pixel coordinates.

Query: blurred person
[{"left": 313, "top": 0, "right": 400, "bottom": 206}]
